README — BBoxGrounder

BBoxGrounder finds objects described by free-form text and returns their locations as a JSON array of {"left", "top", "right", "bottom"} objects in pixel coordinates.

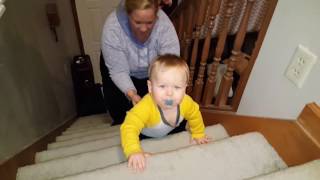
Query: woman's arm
[
  {"left": 101, "top": 13, "right": 137, "bottom": 96},
  {"left": 127, "top": 89, "right": 141, "bottom": 105}
]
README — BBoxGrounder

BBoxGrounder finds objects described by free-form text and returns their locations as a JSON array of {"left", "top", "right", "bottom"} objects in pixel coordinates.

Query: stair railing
[{"left": 169, "top": 0, "right": 278, "bottom": 112}]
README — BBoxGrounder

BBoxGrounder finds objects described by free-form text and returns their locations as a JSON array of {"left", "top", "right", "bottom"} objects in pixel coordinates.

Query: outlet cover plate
[{"left": 285, "top": 45, "right": 317, "bottom": 88}]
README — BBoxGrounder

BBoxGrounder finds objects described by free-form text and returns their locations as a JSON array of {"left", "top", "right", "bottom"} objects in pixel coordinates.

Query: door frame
[{"left": 70, "top": 0, "right": 85, "bottom": 55}]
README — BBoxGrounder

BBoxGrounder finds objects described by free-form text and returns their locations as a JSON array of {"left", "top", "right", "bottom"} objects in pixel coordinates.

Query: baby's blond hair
[{"left": 148, "top": 54, "right": 189, "bottom": 84}]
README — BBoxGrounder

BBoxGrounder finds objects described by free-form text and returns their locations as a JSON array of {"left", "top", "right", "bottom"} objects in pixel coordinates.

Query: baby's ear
[{"left": 147, "top": 80, "right": 152, "bottom": 93}]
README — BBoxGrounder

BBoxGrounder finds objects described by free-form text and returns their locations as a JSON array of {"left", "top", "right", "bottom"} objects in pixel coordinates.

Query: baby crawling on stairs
[{"left": 120, "top": 54, "right": 211, "bottom": 172}]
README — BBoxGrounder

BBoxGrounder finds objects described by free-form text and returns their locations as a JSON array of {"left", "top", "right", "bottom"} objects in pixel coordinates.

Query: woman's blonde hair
[
  {"left": 149, "top": 54, "right": 190, "bottom": 84},
  {"left": 125, "top": 0, "right": 160, "bottom": 15}
]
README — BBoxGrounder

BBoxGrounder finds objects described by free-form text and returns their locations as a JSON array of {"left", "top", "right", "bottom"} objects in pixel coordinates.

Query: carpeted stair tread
[
  {"left": 56, "top": 125, "right": 120, "bottom": 141},
  {"left": 65, "top": 123, "right": 110, "bottom": 133},
  {"left": 36, "top": 136, "right": 121, "bottom": 163},
  {"left": 73, "top": 114, "right": 111, "bottom": 124},
  {"left": 16, "top": 125, "right": 229, "bottom": 180},
  {"left": 62, "top": 124, "right": 111, "bottom": 135},
  {"left": 54, "top": 132, "right": 286, "bottom": 180},
  {"left": 68, "top": 114, "right": 111, "bottom": 129},
  {"left": 68, "top": 120, "right": 107, "bottom": 129},
  {"left": 248, "top": 159, "right": 320, "bottom": 180},
  {"left": 47, "top": 131, "right": 120, "bottom": 149}
]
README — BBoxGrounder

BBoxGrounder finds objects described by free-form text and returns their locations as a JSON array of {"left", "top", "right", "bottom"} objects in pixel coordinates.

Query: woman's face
[{"left": 128, "top": 8, "right": 157, "bottom": 43}]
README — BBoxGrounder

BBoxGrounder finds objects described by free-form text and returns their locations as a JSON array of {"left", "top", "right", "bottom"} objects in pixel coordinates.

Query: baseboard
[
  {"left": 202, "top": 102, "right": 320, "bottom": 166},
  {"left": 0, "top": 114, "right": 77, "bottom": 180}
]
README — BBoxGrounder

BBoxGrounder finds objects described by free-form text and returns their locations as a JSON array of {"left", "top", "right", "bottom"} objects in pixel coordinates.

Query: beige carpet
[{"left": 56, "top": 132, "right": 287, "bottom": 180}]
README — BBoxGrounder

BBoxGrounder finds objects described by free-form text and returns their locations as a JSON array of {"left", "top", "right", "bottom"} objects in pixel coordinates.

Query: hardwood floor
[{"left": 202, "top": 103, "right": 320, "bottom": 166}]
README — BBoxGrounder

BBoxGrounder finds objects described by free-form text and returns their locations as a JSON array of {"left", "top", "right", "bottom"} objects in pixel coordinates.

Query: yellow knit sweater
[{"left": 120, "top": 93, "right": 205, "bottom": 158}]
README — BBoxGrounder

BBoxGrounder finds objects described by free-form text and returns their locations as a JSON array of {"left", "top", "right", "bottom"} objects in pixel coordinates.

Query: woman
[{"left": 100, "top": 0, "right": 180, "bottom": 125}]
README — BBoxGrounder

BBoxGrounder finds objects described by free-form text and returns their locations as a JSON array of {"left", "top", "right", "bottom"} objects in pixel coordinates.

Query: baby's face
[{"left": 148, "top": 67, "right": 187, "bottom": 110}]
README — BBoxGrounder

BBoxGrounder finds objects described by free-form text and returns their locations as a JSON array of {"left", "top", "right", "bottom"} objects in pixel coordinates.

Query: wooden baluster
[
  {"left": 177, "top": 3, "right": 185, "bottom": 42},
  {"left": 170, "top": 8, "right": 181, "bottom": 36},
  {"left": 233, "top": 0, "right": 255, "bottom": 52},
  {"left": 202, "top": 0, "right": 236, "bottom": 106},
  {"left": 182, "top": 1, "right": 195, "bottom": 60},
  {"left": 192, "top": 0, "right": 221, "bottom": 103},
  {"left": 224, "top": 0, "right": 255, "bottom": 74},
  {"left": 215, "top": 0, "right": 255, "bottom": 107},
  {"left": 177, "top": 1, "right": 186, "bottom": 51},
  {"left": 186, "top": 0, "right": 208, "bottom": 96}
]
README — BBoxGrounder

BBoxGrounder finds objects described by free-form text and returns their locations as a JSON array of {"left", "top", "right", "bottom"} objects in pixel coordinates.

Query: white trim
[{"left": 0, "top": 4, "right": 6, "bottom": 19}]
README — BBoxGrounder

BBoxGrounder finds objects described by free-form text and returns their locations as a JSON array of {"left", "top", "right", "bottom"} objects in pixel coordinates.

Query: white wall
[
  {"left": 0, "top": 0, "right": 79, "bottom": 162},
  {"left": 237, "top": 0, "right": 320, "bottom": 119}
]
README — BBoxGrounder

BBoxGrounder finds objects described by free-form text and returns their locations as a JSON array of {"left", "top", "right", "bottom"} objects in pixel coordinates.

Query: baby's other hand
[
  {"left": 128, "top": 152, "right": 151, "bottom": 172},
  {"left": 191, "top": 135, "right": 212, "bottom": 145}
]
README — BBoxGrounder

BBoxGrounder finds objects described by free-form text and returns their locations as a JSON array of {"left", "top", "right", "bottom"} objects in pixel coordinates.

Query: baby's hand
[
  {"left": 128, "top": 152, "right": 151, "bottom": 172},
  {"left": 191, "top": 135, "right": 212, "bottom": 145}
]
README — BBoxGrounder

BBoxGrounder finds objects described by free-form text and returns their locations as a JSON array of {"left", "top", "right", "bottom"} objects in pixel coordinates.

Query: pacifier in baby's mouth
[{"left": 164, "top": 99, "right": 174, "bottom": 106}]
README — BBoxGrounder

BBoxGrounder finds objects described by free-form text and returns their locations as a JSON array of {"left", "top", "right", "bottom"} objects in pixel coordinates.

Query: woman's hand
[
  {"left": 131, "top": 94, "right": 141, "bottom": 105},
  {"left": 127, "top": 90, "right": 142, "bottom": 105},
  {"left": 161, "top": 0, "right": 173, "bottom": 6},
  {"left": 128, "top": 152, "right": 152, "bottom": 172}
]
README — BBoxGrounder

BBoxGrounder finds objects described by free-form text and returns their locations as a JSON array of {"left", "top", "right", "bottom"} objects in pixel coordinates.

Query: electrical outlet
[{"left": 285, "top": 45, "right": 317, "bottom": 88}]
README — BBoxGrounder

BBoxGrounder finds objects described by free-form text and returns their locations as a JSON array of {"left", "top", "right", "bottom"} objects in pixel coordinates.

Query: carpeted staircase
[{"left": 16, "top": 114, "right": 320, "bottom": 180}]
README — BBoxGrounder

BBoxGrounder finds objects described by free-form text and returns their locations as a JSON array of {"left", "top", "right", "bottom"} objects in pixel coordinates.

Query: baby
[{"left": 120, "top": 54, "right": 210, "bottom": 172}]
